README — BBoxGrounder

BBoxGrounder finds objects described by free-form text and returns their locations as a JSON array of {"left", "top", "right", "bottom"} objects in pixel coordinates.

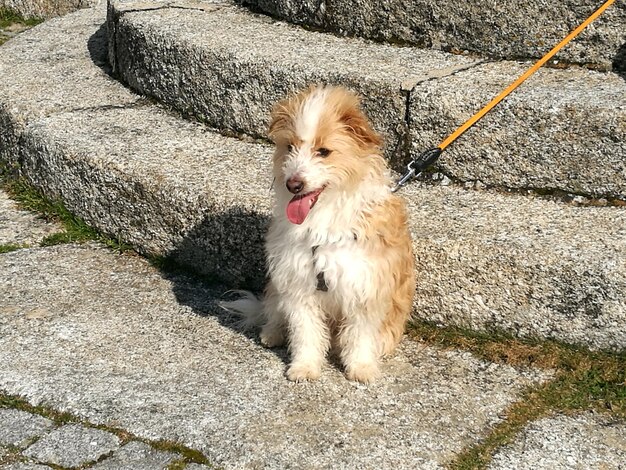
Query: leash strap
[{"left": 392, "top": 0, "right": 616, "bottom": 193}]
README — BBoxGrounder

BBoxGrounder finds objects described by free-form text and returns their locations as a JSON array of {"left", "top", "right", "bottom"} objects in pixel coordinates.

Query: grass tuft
[
  {"left": 0, "top": 394, "right": 75, "bottom": 425},
  {"left": 166, "top": 460, "right": 188, "bottom": 470},
  {"left": 1, "top": 178, "right": 133, "bottom": 252},
  {"left": 0, "top": 243, "right": 26, "bottom": 254},
  {"left": 0, "top": 7, "right": 42, "bottom": 27},
  {"left": 153, "top": 441, "right": 212, "bottom": 467}
]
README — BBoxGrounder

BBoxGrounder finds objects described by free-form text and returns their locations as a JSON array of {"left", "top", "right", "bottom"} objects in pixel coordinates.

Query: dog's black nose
[{"left": 286, "top": 176, "right": 304, "bottom": 194}]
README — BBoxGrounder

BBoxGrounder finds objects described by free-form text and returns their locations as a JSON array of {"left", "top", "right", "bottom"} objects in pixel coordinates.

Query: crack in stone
[
  {"left": 64, "top": 101, "right": 152, "bottom": 114},
  {"left": 7, "top": 101, "right": 154, "bottom": 121},
  {"left": 394, "top": 60, "right": 487, "bottom": 169},
  {"left": 401, "top": 59, "right": 488, "bottom": 93},
  {"left": 114, "top": 2, "right": 228, "bottom": 16}
]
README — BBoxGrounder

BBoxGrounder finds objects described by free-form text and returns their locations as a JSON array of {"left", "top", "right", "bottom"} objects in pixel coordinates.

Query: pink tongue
[{"left": 286, "top": 190, "right": 321, "bottom": 224}]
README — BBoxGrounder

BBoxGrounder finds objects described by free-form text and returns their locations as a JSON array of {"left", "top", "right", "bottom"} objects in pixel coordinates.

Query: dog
[{"left": 222, "top": 85, "right": 416, "bottom": 383}]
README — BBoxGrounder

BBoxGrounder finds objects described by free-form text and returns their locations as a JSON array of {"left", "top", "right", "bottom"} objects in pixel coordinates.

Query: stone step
[
  {"left": 239, "top": 0, "right": 626, "bottom": 70},
  {"left": 0, "top": 243, "right": 549, "bottom": 469},
  {"left": 107, "top": 0, "right": 626, "bottom": 200},
  {"left": 0, "top": 5, "right": 625, "bottom": 350},
  {"left": 0, "top": 0, "right": 95, "bottom": 19}
]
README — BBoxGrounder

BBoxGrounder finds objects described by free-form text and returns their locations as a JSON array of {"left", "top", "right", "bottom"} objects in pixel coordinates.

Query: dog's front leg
[
  {"left": 284, "top": 297, "right": 329, "bottom": 382},
  {"left": 339, "top": 309, "right": 383, "bottom": 383}
]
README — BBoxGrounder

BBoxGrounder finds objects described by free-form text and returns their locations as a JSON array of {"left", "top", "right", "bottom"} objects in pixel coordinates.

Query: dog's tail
[{"left": 219, "top": 290, "right": 265, "bottom": 330}]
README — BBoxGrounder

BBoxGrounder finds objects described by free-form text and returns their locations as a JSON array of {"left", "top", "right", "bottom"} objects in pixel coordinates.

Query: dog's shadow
[
  {"left": 160, "top": 208, "right": 348, "bottom": 372},
  {"left": 158, "top": 208, "right": 292, "bottom": 366}
]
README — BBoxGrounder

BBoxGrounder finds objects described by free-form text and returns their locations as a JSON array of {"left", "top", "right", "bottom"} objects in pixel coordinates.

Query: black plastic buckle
[{"left": 392, "top": 147, "right": 442, "bottom": 192}]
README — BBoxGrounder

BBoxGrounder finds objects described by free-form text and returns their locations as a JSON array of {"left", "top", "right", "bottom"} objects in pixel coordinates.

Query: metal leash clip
[{"left": 391, "top": 147, "right": 442, "bottom": 193}]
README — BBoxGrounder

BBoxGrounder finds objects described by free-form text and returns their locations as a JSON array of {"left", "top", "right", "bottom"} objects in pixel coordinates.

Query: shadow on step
[
  {"left": 158, "top": 208, "right": 291, "bottom": 364},
  {"left": 614, "top": 42, "right": 626, "bottom": 80},
  {"left": 87, "top": 23, "right": 114, "bottom": 76}
]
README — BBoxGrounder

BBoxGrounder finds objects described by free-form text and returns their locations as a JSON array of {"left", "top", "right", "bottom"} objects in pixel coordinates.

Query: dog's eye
[
  {"left": 287, "top": 144, "right": 294, "bottom": 153},
  {"left": 317, "top": 148, "right": 331, "bottom": 158}
]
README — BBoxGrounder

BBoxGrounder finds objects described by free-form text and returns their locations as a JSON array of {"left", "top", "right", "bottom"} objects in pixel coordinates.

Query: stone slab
[
  {"left": 0, "top": 0, "right": 97, "bottom": 19},
  {"left": 23, "top": 424, "right": 120, "bottom": 467},
  {"left": 0, "top": 5, "right": 140, "bottom": 139},
  {"left": 92, "top": 441, "right": 176, "bottom": 469},
  {"left": 488, "top": 412, "right": 626, "bottom": 469},
  {"left": 404, "top": 182, "right": 626, "bottom": 351},
  {"left": 0, "top": 190, "right": 63, "bottom": 247},
  {"left": 409, "top": 61, "right": 626, "bottom": 199},
  {"left": 0, "top": 244, "right": 549, "bottom": 469},
  {"left": 107, "top": 0, "right": 626, "bottom": 199},
  {"left": 107, "top": 0, "right": 479, "bottom": 163},
  {"left": 6, "top": 104, "right": 274, "bottom": 289},
  {"left": 0, "top": 410, "right": 55, "bottom": 448},
  {"left": 239, "top": 0, "right": 626, "bottom": 70}
]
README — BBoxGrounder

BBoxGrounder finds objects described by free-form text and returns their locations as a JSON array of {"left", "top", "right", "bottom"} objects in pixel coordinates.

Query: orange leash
[{"left": 393, "top": 0, "right": 616, "bottom": 192}]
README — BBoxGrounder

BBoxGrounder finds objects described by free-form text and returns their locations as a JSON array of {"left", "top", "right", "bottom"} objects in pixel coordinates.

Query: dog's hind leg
[
  {"left": 259, "top": 281, "right": 286, "bottom": 348},
  {"left": 379, "top": 275, "right": 415, "bottom": 356}
]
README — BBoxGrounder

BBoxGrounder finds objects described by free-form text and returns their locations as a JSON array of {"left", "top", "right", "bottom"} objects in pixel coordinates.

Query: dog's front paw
[
  {"left": 345, "top": 362, "right": 381, "bottom": 384},
  {"left": 259, "top": 328, "right": 285, "bottom": 348},
  {"left": 286, "top": 362, "right": 321, "bottom": 382}
]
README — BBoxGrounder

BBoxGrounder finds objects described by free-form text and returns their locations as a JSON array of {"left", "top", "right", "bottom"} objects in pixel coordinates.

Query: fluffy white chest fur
[
  {"left": 266, "top": 180, "right": 389, "bottom": 307},
  {"left": 222, "top": 85, "right": 416, "bottom": 383}
]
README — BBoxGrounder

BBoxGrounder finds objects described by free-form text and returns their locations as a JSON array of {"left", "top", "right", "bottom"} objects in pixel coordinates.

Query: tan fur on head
[
  {"left": 269, "top": 86, "right": 381, "bottom": 151},
  {"left": 226, "top": 85, "right": 415, "bottom": 384}
]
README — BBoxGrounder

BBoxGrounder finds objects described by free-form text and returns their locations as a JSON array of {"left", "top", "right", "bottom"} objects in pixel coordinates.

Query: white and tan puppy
[{"left": 223, "top": 86, "right": 415, "bottom": 383}]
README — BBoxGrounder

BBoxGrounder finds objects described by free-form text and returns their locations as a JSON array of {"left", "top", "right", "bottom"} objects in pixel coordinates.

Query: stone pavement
[
  {"left": 1, "top": 410, "right": 175, "bottom": 469},
  {"left": 0, "top": 188, "right": 212, "bottom": 468},
  {"left": 0, "top": 407, "right": 210, "bottom": 469},
  {"left": 488, "top": 412, "right": 626, "bottom": 470},
  {"left": 0, "top": 191, "right": 61, "bottom": 247},
  {"left": 1, "top": 190, "right": 625, "bottom": 469}
]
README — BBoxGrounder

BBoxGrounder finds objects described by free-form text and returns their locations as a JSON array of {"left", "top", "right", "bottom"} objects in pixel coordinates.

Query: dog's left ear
[
  {"left": 341, "top": 105, "right": 382, "bottom": 150},
  {"left": 268, "top": 102, "right": 290, "bottom": 142}
]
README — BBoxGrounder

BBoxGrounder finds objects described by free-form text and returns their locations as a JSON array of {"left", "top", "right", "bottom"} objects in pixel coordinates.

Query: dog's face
[{"left": 268, "top": 86, "right": 382, "bottom": 224}]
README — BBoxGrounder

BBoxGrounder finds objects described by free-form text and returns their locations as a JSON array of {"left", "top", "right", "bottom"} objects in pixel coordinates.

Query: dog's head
[{"left": 268, "top": 86, "right": 383, "bottom": 225}]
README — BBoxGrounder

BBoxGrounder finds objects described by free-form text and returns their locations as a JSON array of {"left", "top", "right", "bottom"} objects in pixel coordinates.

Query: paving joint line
[{"left": 0, "top": 392, "right": 212, "bottom": 469}]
